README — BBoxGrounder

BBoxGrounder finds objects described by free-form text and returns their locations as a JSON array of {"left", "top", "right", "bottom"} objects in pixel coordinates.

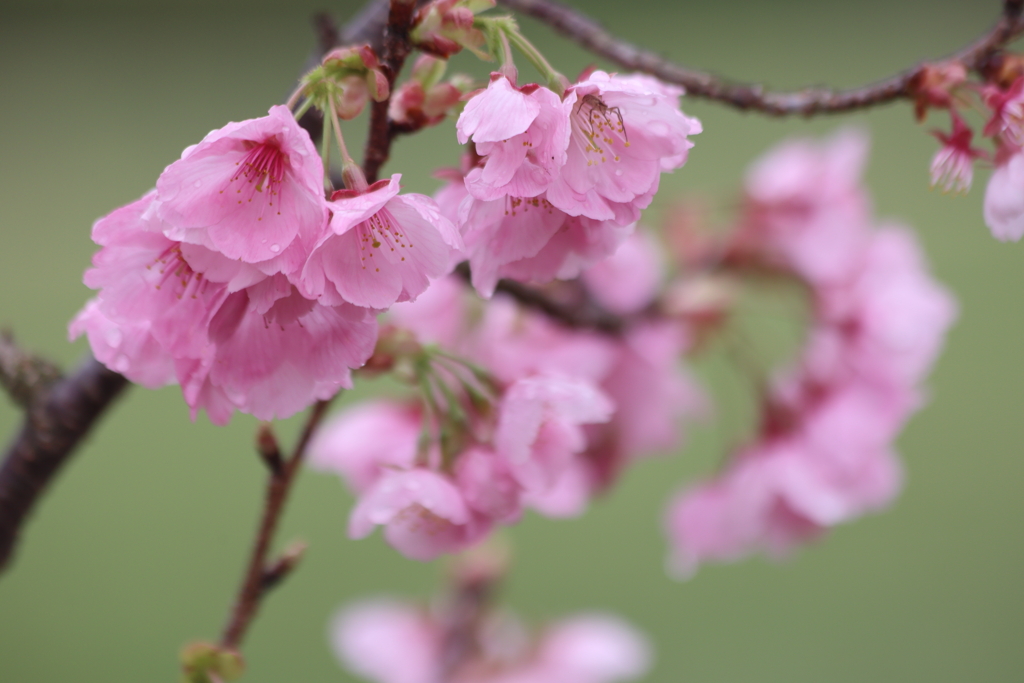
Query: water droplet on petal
[{"left": 269, "top": 244, "right": 280, "bottom": 253}]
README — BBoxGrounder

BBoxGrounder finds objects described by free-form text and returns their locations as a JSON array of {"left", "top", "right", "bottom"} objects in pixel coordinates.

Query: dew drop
[{"left": 269, "top": 244, "right": 281, "bottom": 253}]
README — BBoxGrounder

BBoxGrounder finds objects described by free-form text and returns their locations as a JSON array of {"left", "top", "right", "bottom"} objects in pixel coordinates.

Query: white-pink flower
[
  {"left": 301, "top": 174, "right": 463, "bottom": 309},
  {"left": 330, "top": 599, "right": 438, "bottom": 683},
  {"left": 743, "top": 128, "right": 872, "bottom": 284},
  {"left": 817, "top": 227, "right": 956, "bottom": 389},
  {"left": 495, "top": 374, "right": 613, "bottom": 494},
  {"left": 349, "top": 468, "right": 490, "bottom": 561},
  {"left": 984, "top": 151, "right": 1024, "bottom": 241},
  {"left": 308, "top": 400, "right": 422, "bottom": 493},
  {"left": 529, "top": 614, "right": 652, "bottom": 683},
  {"left": 458, "top": 75, "right": 573, "bottom": 200},
  {"left": 581, "top": 231, "right": 663, "bottom": 315},
  {"left": 929, "top": 115, "right": 981, "bottom": 194},
  {"left": 156, "top": 105, "right": 328, "bottom": 268},
  {"left": 458, "top": 193, "right": 572, "bottom": 297},
  {"left": 546, "top": 71, "right": 701, "bottom": 223}
]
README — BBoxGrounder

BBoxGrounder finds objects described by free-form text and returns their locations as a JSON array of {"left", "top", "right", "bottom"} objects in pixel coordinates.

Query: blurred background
[{"left": 1, "top": 0, "right": 1022, "bottom": 681}]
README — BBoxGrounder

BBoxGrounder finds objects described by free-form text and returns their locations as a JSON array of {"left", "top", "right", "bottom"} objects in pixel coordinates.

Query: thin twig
[
  {"left": 454, "top": 262, "right": 627, "bottom": 334},
  {"left": 219, "top": 399, "right": 332, "bottom": 650},
  {"left": 497, "top": 0, "right": 1024, "bottom": 116}
]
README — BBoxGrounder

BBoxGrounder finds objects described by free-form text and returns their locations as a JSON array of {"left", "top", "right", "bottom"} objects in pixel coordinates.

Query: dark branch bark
[
  {"left": 0, "top": 356, "right": 128, "bottom": 572},
  {"left": 363, "top": 0, "right": 420, "bottom": 182},
  {"left": 497, "top": 0, "right": 1024, "bottom": 116},
  {"left": 454, "top": 262, "right": 628, "bottom": 334},
  {"left": 0, "top": 333, "right": 62, "bottom": 409}
]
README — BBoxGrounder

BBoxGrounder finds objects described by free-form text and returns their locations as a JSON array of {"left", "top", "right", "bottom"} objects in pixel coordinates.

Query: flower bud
[
  {"left": 411, "top": 0, "right": 495, "bottom": 58},
  {"left": 909, "top": 62, "right": 967, "bottom": 121},
  {"left": 180, "top": 642, "right": 244, "bottom": 683}
]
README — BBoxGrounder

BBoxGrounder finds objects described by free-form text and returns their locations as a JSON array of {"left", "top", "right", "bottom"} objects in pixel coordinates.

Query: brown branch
[
  {"left": 435, "top": 551, "right": 505, "bottom": 683},
  {"left": 0, "top": 332, "right": 62, "bottom": 409},
  {"left": 497, "top": 0, "right": 1024, "bottom": 116},
  {"left": 0, "top": 355, "right": 128, "bottom": 572},
  {"left": 363, "top": 0, "right": 420, "bottom": 182},
  {"left": 454, "top": 262, "right": 628, "bottom": 334},
  {"left": 219, "top": 399, "right": 331, "bottom": 650}
]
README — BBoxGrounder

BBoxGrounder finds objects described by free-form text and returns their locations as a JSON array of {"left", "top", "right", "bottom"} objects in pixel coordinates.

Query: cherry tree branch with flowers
[{"left": 0, "top": 1, "right": 1020, "bottom": 681}]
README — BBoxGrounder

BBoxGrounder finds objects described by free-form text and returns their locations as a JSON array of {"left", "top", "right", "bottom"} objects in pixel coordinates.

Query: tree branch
[
  {"left": 218, "top": 400, "right": 329, "bottom": 650},
  {"left": 0, "top": 354, "right": 128, "bottom": 572},
  {"left": 363, "top": 0, "right": 420, "bottom": 182},
  {"left": 497, "top": 0, "right": 1024, "bottom": 116},
  {"left": 0, "top": 333, "right": 62, "bottom": 410}
]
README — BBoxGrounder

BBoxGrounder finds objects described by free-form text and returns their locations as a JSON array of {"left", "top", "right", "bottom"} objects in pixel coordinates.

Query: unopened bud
[
  {"left": 982, "top": 52, "right": 1024, "bottom": 90},
  {"left": 909, "top": 62, "right": 967, "bottom": 121},
  {"left": 411, "top": 0, "right": 495, "bottom": 59},
  {"left": 180, "top": 642, "right": 244, "bottom": 683}
]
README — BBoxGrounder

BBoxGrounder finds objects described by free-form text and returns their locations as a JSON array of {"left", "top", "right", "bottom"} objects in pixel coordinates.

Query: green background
[{"left": 1, "top": 1, "right": 1022, "bottom": 681}]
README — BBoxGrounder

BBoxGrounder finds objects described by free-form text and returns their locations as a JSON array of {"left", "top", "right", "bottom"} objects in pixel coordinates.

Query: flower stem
[{"left": 503, "top": 21, "right": 566, "bottom": 95}]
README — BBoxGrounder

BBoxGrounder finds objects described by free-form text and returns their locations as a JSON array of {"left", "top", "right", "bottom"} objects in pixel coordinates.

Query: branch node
[
  {"left": 260, "top": 540, "right": 308, "bottom": 593},
  {"left": 0, "top": 331, "right": 62, "bottom": 409},
  {"left": 255, "top": 424, "right": 284, "bottom": 477}
]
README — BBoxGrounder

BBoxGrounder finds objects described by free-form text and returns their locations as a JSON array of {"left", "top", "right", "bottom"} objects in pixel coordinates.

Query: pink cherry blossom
[
  {"left": 983, "top": 76, "right": 1024, "bottom": 144},
  {"left": 388, "top": 273, "right": 470, "bottom": 348},
  {"left": 581, "top": 231, "right": 663, "bottom": 315},
  {"left": 929, "top": 115, "right": 983, "bottom": 194},
  {"left": 469, "top": 296, "right": 617, "bottom": 385},
  {"left": 810, "top": 227, "right": 957, "bottom": 389},
  {"left": 458, "top": 193, "right": 633, "bottom": 297},
  {"left": 665, "top": 450, "right": 825, "bottom": 578},
  {"left": 494, "top": 374, "right": 613, "bottom": 494},
  {"left": 984, "top": 151, "right": 1024, "bottom": 241},
  {"left": 156, "top": 105, "right": 327, "bottom": 267},
  {"left": 590, "top": 322, "right": 705, "bottom": 487},
  {"left": 308, "top": 400, "right": 422, "bottom": 493},
  {"left": 70, "top": 300, "right": 176, "bottom": 389},
  {"left": 455, "top": 447, "right": 523, "bottom": 522},
  {"left": 458, "top": 75, "right": 572, "bottom": 200},
  {"left": 330, "top": 599, "right": 438, "bottom": 683},
  {"left": 458, "top": 193, "right": 573, "bottom": 297},
  {"left": 432, "top": 162, "right": 473, "bottom": 225},
  {"left": 301, "top": 174, "right": 463, "bottom": 309},
  {"left": 349, "top": 468, "right": 490, "bottom": 561},
  {"left": 546, "top": 71, "right": 701, "bottom": 222},
  {"left": 496, "top": 212, "right": 636, "bottom": 286},
  {"left": 71, "top": 191, "right": 378, "bottom": 425},
  {"left": 519, "top": 455, "right": 594, "bottom": 518},
  {"left": 329, "top": 595, "right": 650, "bottom": 683},
  {"left": 743, "top": 128, "right": 872, "bottom": 284},
  {"left": 531, "top": 614, "right": 651, "bottom": 683}
]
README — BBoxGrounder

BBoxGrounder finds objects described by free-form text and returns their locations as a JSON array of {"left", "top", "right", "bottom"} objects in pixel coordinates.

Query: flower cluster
[
  {"left": 332, "top": 598, "right": 650, "bottom": 683},
  {"left": 71, "top": 105, "right": 462, "bottom": 423},
  {"left": 665, "top": 131, "right": 957, "bottom": 576},
  {"left": 310, "top": 233, "right": 704, "bottom": 560},
  {"left": 907, "top": 55, "right": 1024, "bottom": 242},
  {"left": 449, "top": 70, "right": 701, "bottom": 296}
]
